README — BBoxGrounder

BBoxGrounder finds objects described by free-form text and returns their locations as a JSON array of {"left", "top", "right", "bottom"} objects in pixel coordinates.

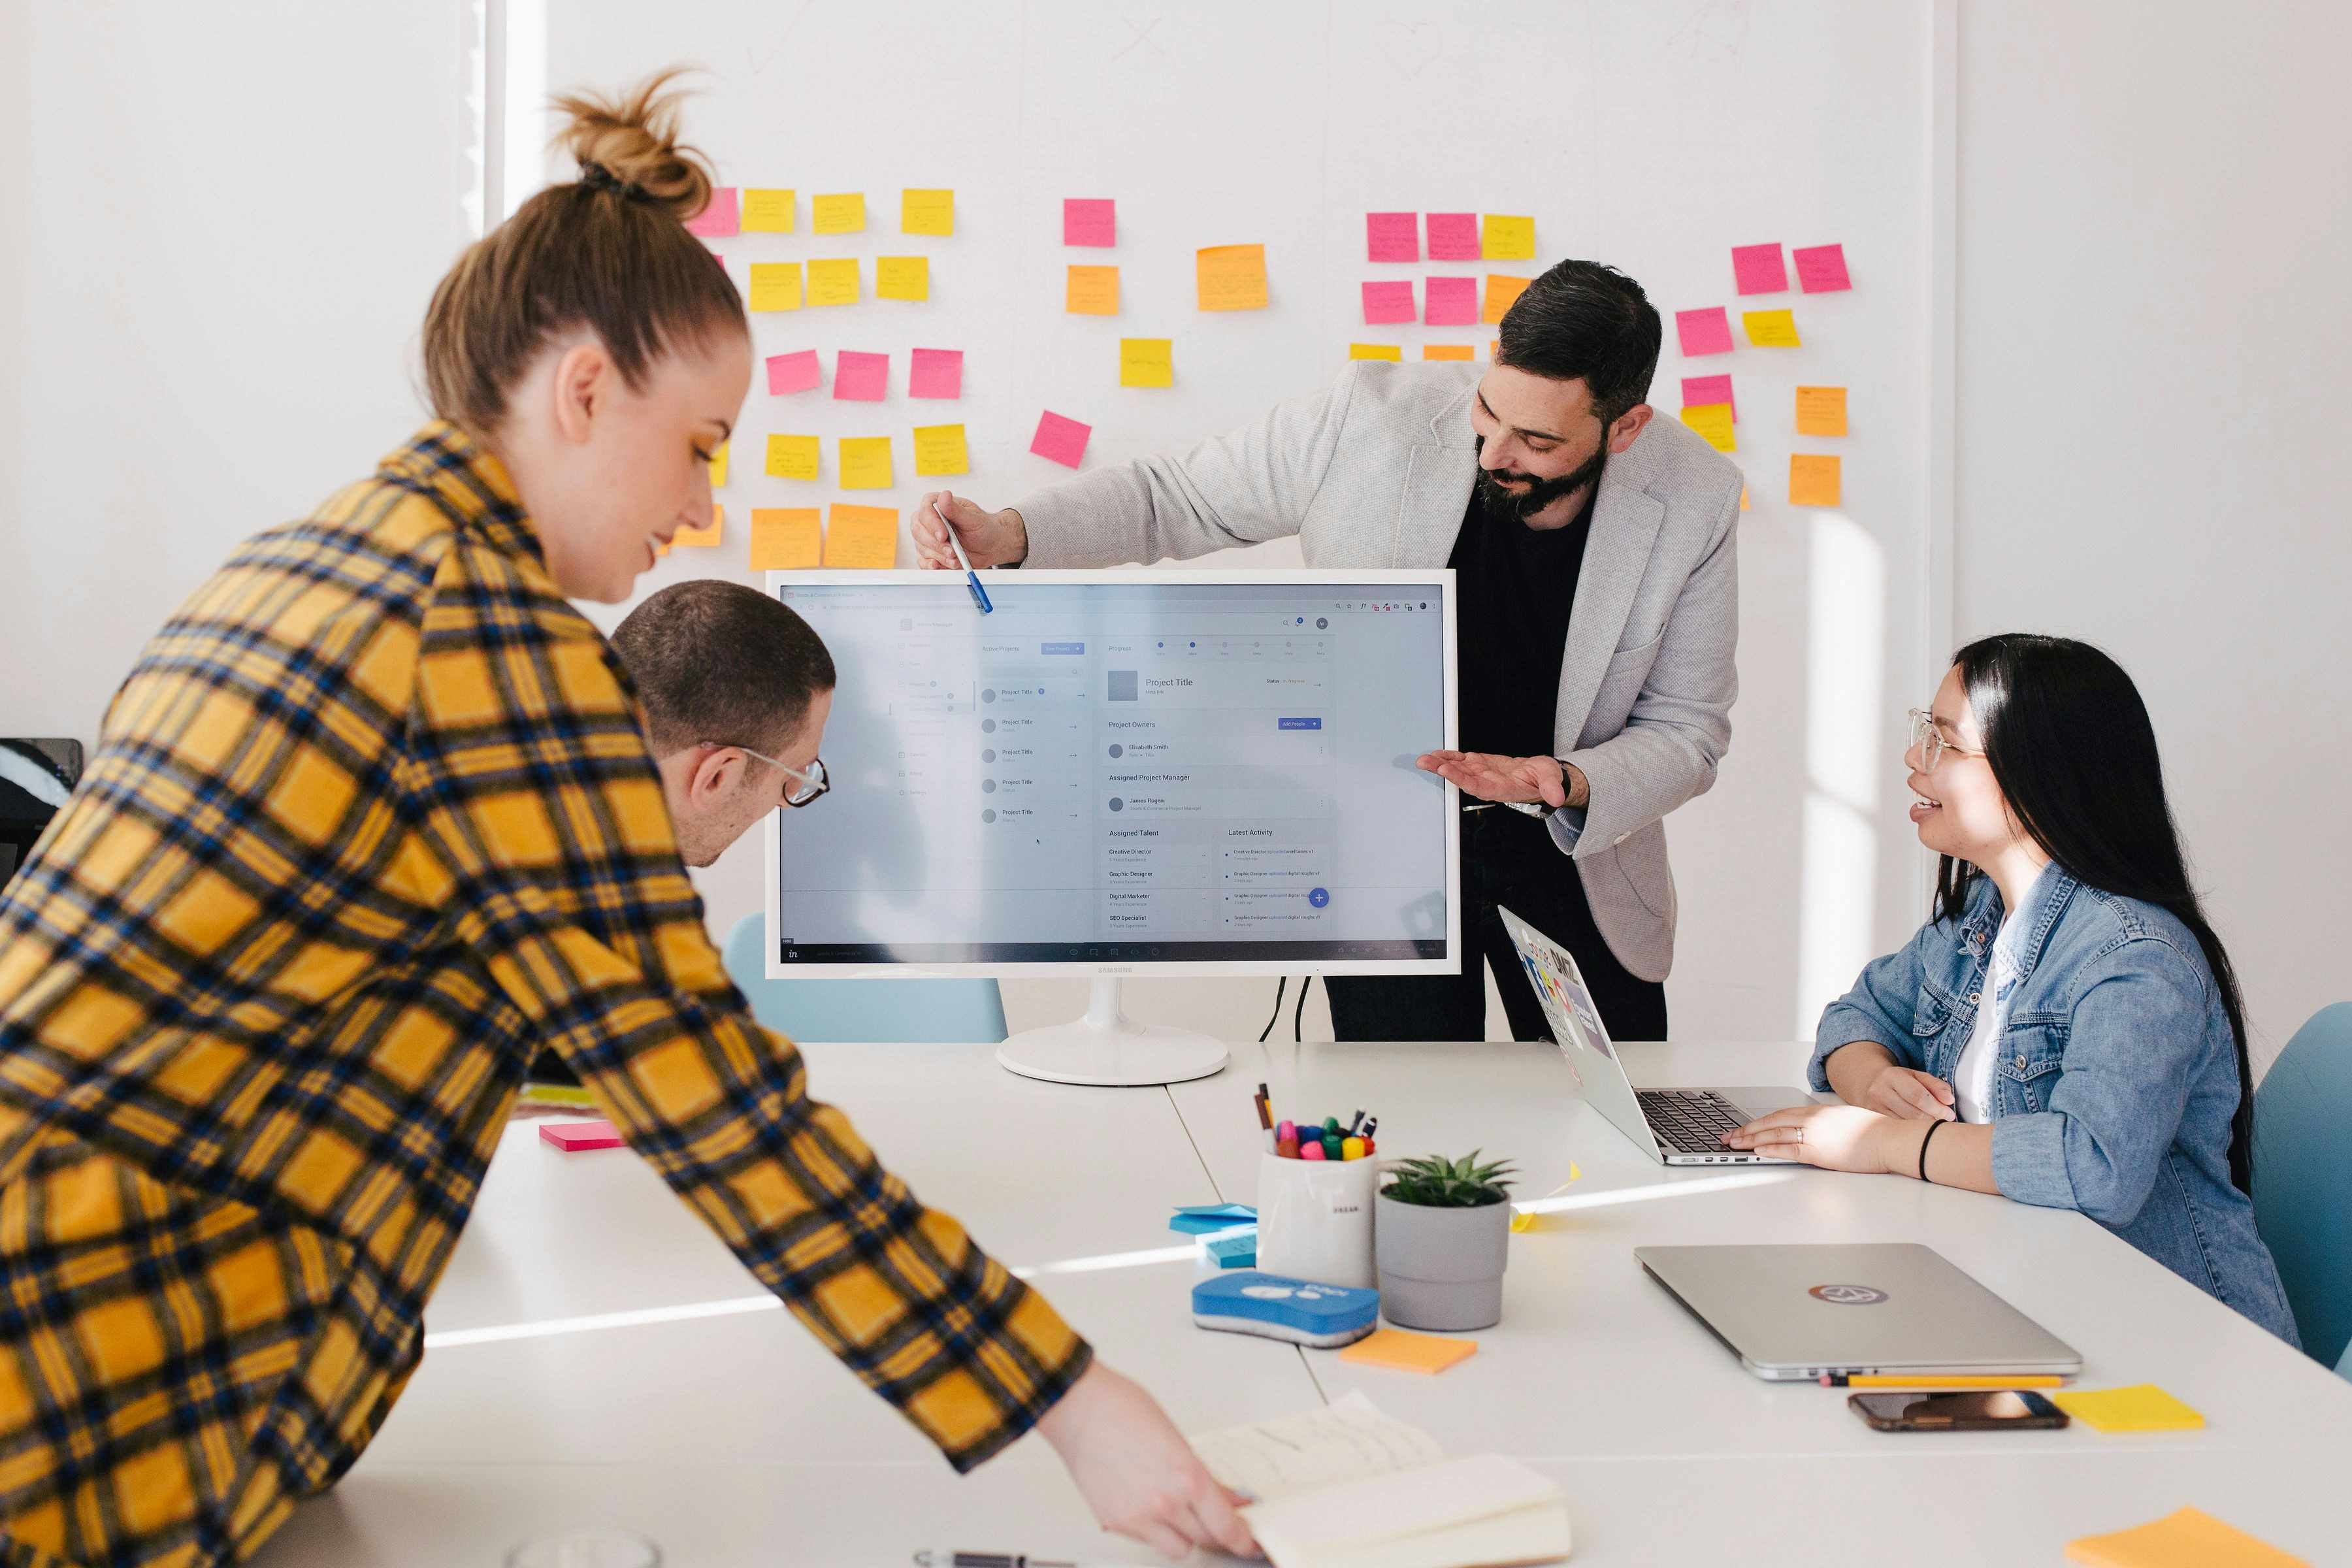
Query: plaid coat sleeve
[{"left": 397, "top": 534, "right": 1091, "bottom": 1471}]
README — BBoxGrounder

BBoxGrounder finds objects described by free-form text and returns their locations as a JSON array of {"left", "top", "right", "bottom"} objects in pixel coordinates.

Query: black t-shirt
[{"left": 1450, "top": 485, "right": 1595, "bottom": 762}]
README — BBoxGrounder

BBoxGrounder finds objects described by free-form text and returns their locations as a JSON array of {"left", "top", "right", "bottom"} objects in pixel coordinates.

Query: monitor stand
[{"left": 996, "top": 976, "right": 1230, "bottom": 1087}]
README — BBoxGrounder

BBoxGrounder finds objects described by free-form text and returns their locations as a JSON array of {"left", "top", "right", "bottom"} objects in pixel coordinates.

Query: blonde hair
[{"left": 421, "top": 69, "right": 745, "bottom": 434}]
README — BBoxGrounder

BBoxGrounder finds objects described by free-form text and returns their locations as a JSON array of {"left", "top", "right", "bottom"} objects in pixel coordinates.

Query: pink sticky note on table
[
  {"left": 1794, "top": 243, "right": 1852, "bottom": 293},
  {"left": 1426, "top": 212, "right": 1480, "bottom": 261},
  {"left": 834, "top": 351, "right": 889, "bottom": 402},
  {"left": 1424, "top": 276, "right": 1479, "bottom": 326},
  {"left": 1731, "top": 243, "right": 1788, "bottom": 295},
  {"left": 1362, "top": 280, "right": 1417, "bottom": 325},
  {"left": 1030, "top": 410, "right": 1092, "bottom": 468},
  {"left": 1366, "top": 212, "right": 1419, "bottom": 263},
  {"left": 1064, "top": 198, "right": 1116, "bottom": 247},
  {"left": 1682, "top": 373, "right": 1737, "bottom": 421},
  {"left": 685, "top": 188, "right": 740, "bottom": 238},
  {"left": 766, "top": 350, "right": 822, "bottom": 396},
  {"left": 1676, "top": 306, "right": 1735, "bottom": 357},
  {"left": 540, "top": 1120, "right": 625, "bottom": 1152},
  {"left": 909, "top": 348, "right": 963, "bottom": 400}
]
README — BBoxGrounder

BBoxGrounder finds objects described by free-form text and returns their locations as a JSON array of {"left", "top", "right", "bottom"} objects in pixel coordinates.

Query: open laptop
[
  {"left": 1497, "top": 905, "right": 1819, "bottom": 1165},
  {"left": 1636, "top": 1243, "right": 2083, "bottom": 1380}
]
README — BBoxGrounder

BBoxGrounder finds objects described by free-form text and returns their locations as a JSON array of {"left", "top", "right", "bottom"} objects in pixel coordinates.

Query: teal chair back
[
  {"left": 2251, "top": 1002, "right": 2352, "bottom": 1371},
  {"left": 721, "top": 914, "right": 1007, "bottom": 1044}
]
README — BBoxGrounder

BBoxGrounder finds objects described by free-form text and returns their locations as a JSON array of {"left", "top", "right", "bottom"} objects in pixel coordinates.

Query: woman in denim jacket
[{"left": 1724, "top": 634, "right": 2298, "bottom": 1343}]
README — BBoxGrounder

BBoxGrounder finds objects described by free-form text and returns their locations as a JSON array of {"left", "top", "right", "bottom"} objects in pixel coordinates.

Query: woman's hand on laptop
[
  {"left": 1861, "top": 1064, "right": 1958, "bottom": 1122},
  {"left": 1721, "top": 1104, "right": 1918, "bottom": 1175}
]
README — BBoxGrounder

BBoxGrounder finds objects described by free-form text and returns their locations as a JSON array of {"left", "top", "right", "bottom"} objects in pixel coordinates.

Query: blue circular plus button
[{"left": 1308, "top": 887, "right": 1330, "bottom": 908}]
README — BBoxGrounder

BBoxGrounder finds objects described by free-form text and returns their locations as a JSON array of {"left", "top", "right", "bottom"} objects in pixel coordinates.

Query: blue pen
[{"left": 935, "top": 498, "right": 993, "bottom": 614}]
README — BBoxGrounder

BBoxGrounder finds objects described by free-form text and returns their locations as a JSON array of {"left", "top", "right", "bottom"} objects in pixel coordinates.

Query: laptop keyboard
[{"left": 1638, "top": 1090, "right": 1750, "bottom": 1155}]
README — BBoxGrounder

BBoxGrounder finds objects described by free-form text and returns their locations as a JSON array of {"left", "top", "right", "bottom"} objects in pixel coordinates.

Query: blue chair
[
  {"left": 2251, "top": 1002, "right": 2352, "bottom": 1370},
  {"left": 721, "top": 914, "right": 1007, "bottom": 1043}
]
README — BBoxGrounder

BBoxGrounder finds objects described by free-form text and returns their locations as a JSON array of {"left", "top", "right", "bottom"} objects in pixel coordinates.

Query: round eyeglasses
[
  {"left": 702, "top": 742, "right": 829, "bottom": 808},
  {"left": 1906, "top": 708, "right": 1985, "bottom": 774}
]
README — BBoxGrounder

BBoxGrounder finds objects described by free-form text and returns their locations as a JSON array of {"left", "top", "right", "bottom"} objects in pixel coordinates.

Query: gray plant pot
[{"left": 1374, "top": 1190, "right": 1512, "bottom": 1331}]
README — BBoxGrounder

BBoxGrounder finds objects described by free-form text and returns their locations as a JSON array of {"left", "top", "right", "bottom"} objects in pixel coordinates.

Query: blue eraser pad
[
  {"left": 1200, "top": 1227, "right": 1258, "bottom": 1268},
  {"left": 1191, "top": 1271, "right": 1379, "bottom": 1347}
]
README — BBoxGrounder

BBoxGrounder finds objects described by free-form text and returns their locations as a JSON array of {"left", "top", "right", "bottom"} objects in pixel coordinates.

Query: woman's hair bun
[{"left": 549, "top": 67, "right": 715, "bottom": 223}]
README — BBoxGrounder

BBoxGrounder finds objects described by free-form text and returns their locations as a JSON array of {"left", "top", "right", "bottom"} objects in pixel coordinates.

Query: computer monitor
[{"left": 762, "top": 568, "right": 1459, "bottom": 1085}]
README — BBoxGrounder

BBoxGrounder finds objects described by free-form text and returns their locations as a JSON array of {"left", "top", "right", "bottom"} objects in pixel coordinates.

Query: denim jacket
[{"left": 1811, "top": 868, "right": 2300, "bottom": 1345}]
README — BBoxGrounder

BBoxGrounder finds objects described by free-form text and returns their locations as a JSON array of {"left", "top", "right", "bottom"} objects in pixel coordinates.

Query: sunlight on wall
[{"left": 1796, "top": 514, "right": 1886, "bottom": 1038}]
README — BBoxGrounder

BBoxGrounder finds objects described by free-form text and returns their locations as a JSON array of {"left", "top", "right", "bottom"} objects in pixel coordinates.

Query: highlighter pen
[
  {"left": 1821, "top": 1373, "right": 2064, "bottom": 1389},
  {"left": 934, "top": 498, "right": 993, "bottom": 614}
]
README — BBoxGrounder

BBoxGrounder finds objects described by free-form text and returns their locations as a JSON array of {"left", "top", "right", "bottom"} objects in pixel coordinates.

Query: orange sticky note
[
  {"left": 708, "top": 443, "right": 728, "bottom": 488},
  {"left": 1795, "top": 385, "right": 1848, "bottom": 437},
  {"left": 1348, "top": 343, "right": 1402, "bottom": 361},
  {"left": 811, "top": 192, "right": 864, "bottom": 234},
  {"left": 749, "top": 508, "right": 821, "bottom": 570},
  {"left": 747, "top": 262, "right": 802, "bottom": 312},
  {"left": 912, "top": 423, "right": 969, "bottom": 478},
  {"left": 765, "top": 434, "right": 820, "bottom": 482},
  {"left": 1482, "top": 274, "right": 1531, "bottom": 324},
  {"left": 1740, "top": 484, "right": 1751, "bottom": 511},
  {"left": 900, "top": 188, "right": 953, "bottom": 236},
  {"left": 808, "top": 258, "right": 861, "bottom": 307},
  {"left": 672, "top": 502, "right": 723, "bottom": 549},
  {"left": 1789, "top": 453, "right": 1842, "bottom": 506},
  {"left": 1337, "top": 1328, "right": 1478, "bottom": 1375},
  {"left": 877, "top": 255, "right": 930, "bottom": 302},
  {"left": 1480, "top": 213, "right": 1535, "bottom": 260},
  {"left": 838, "top": 436, "right": 894, "bottom": 491},
  {"left": 1066, "top": 264, "right": 1120, "bottom": 316},
  {"left": 1120, "top": 337, "right": 1173, "bottom": 388},
  {"left": 740, "top": 188, "right": 795, "bottom": 233},
  {"left": 2066, "top": 1507, "right": 2305, "bottom": 1568},
  {"left": 1743, "top": 308, "right": 1801, "bottom": 347},
  {"left": 1680, "top": 402, "right": 1736, "bottom": 453},
  {"left": 1196, "top": 244, "right": 1267, "bottom": 311},
  {"left": 1422, "top": 344, "right": 1475, "bottom": 361},
  {"left": 824, "top": 504, "right": 898, "bottom": 568}
]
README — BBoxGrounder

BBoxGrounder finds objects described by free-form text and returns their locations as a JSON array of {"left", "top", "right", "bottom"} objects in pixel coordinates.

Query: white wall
[{"left": 1952, "top": 3, "right": 2352, "bottom": 1071}]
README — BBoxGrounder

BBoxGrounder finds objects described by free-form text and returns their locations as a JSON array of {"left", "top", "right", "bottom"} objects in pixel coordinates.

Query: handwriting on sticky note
[
  {"left": 1482, "top": 274, "right": 1530, "bottom": 324},
  {"left": 747, "top": 263, "right": 802, "bottom": 313},
  {"left": 900, "top": 188, "right": 953, "bottom": 235},
  {"left": 1424, "top": 276, "right": 1478, "bottom": 326},
  {"left": 1366, "top": 211, "right": 1418, "bottom": 263},
  {"left": 1425, "top": 212, "right": 1479, "bottom": 261},
  {"left": 1682, "top": 374, "right": 1736, "bottom": 421},
  {"left": 764, "top": 434, "right": 820, "bottom": 482},
  {"left": 674, "top": 503, "right": 723, "bottom": 548},
  {"left": 908, "top": 347, "right": 962, "bottom": 400},
  {"left": 1066, "top": 264, "right": 1119, "bottom": 316},
  {"left": 1795, "top": 385, "right": 1848, "bottom": 436},
  {"left": 740, "top": 188, "right": 794, "bottom": 233},
  {"left": 1743, "top": 308, "right": 1801, "bottom": 347},
  {"left": 1793, "top": 242, "right": 1851, "bottom": 293},
  {"left": 913, "top": 423, "right": 969, "bottom": 478},
  {"left": 808, "top": 258, "right": 860, "bottom": 307},
  {"left": 1422, "top": 344, "right": 1474, "bottom": 361},
  {"left": 766, "top": 350, "right": 822, "bottom": 396},
  {"left": 1064, "top": 197, "right": 1116, "bottom": 247},
  {"left": 838, "top": 436, "right": 894, "bottom": 491},
  {"left": 824, "top": 504, "right": 897, "bottom": 567},
  {"left": 708, "top": 443, "right": 729, "bottom": 487},
  {"left": 1196, "top": 244, "right": 1267, "bottom": 311},
  {"left": 1480, "top": 214, "right": 1535, "bottom": 261},
  {"left": 684, "top": 188, "right": 739, "bottom": 238},
  {"left": 833, "top": 351, "right": 889, "bottom": 402},
  {"left": 1731, "top": 242, "right": 1788, "bottom": 295},
  {"left": 1349, "top": 344, "right": 1402, "bottom": 361},
  {"left": 1789, "top": 454, "right": 1841, "bottom": 506},
  {"left": 749, "top": 508, "right": 821, "bottom": 570},
  {"left": 1120, "top": 338, "right": 1173, "bottom": 388},
  {"left": 1030, "top": 410, "right": 1091, "bottom": 468},
  {"left": 1675, "top": 306, "right": 1734, "bottom": 357},
  {"left": 811, "top": 192, "right": 864, "bottom": 234},
  {"left": 876, "top": 256, "right": 929, "bottom": 302},
  {"left": 1680, "top": 403, "right": 1735, "bottom": 453},
  {"left": 1361, "top": 280, "right": 1416, "bottom": 325}
]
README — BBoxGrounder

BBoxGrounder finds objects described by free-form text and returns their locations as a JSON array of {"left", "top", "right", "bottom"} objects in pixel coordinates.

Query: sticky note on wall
[
  {"left": 1196, "top": 244, "right": 1267, "bottom": 310},
  {"left": 1424, "top": 276, "right": 1478, "bottom": 326},
  {"left": 1482, "top": 274, "right": 1530, "bottom": 323},
  {"left": 824, "top": 504, "right": 898, "bottom": 567},
  {"left": 1426, "top": 212, "right": 1479, "bottom": 261},
  {"left": 749, "top": 508, "right": 821, "bottom": 570},
  {"left": 1064, "top": 197, "right": 1116, "bottom": 247},
  {"left": 1794, "top": 243, "right": 1852, "bottom": 293},
  {"left": 1743, "top": 308, "right": 1801, "bottom": 347},
  {"left": 1362, "top": 281, "right": 1416, "bottom": 325},
  {"left": 833, "top": 351, "right": 889, "bottom": 402},
  {"left": 838, "top": 436, "right": 894, "bottom": 489},
  {"left": 1423, "top": 344, "right": 1474, "bottom": 361},
  {"left": 765, "top": 434, "right": 820, "bottom": 481},
  {"left": 1682, "top": 374, "right": 1735, "bottom": 421},
  {"left": 708, "top": 443, "right": 729, "bottom": 487},
  {"left": 1789, "top": 454, "right": 1842, "bottom": 506},
  {"left": 767, "top": 350, "right": 822, "bottom": 395},
  {"left": 812, "top": 193, "right": 865, "bottom": 234},
  {"left": 674, "top": 503, "right": 723, "bottom": 548},
  {"left": 1366, "top": 211, "right": 1418, "bottom": 263},
  {"left": 913, "top": 423, "right": 969, "bottom": 477},
  {"left": 748, "top": 263, "right": 803, "bottom": 312},
  {"left": 909, "top": 348, "right": 963, "bottom": 399},
  {"left": 685, "top": 188, "right": 739, "bottom": 238},
  {"left": 876, "top": 256, "right": 930, "bottom": 301},
  {"left": 1120, "top": 338, "right": 1173, "bottom": 388},
  {"left": 1675, "top": 307, "right": 1735, "bottom": 357},
  {"left": 808, "top": 259, "right": 861, "bottom": 307},
  {"left": 1066, "top": 265, "right": 1120, "bottom": 316},
  {"left": 901, "top": 188, "right": 953, "bottom": 235},
  {"left": 1480, "top": 214, "right": 1535, "bottom": 260},
  {"left": 1679, "top": 403, "right": 1736, "bottom": 453},
  {"left": 1349, "top": 344, "right": 1401, "bottom": 361},
  {"left": 1731, "top": 242, "right": 1788, "bottom": 295},
  {"left": 741, "top": 189, "right": 794, "bottom": 233},
  {"left": 1030, "top": 410, "right": 1091, "bottom": 467},
  {"left": 1795, "top": 385, "right": 1848, "bottom": 436}
]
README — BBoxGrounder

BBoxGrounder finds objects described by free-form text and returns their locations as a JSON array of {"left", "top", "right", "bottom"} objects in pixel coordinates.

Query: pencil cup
[{"left": 1255, "top": 1152, "right": 1381, "bottom": 1289}]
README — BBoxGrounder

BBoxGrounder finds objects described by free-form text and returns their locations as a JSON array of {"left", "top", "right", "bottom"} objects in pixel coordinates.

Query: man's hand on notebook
[{"left": 1038, "top": 1361, "right": 1262, "bottom": 1560}]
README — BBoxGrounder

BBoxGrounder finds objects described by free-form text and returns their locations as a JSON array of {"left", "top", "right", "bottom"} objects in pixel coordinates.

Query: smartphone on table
[{"left": 1849, "top": 1389, "right": 2070, "bottom": 1432}]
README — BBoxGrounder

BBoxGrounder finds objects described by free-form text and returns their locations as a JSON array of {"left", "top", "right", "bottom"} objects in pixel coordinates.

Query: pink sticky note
[
  {"left": 1064, "top": 198, "right": 1116, "bottom": 247},
  {"left": 766, "top": 350, "right": 823, "bottom": 396},
  {"left": 909, "top": 348, "right": 964, "bottom": 400},
  {"left": 685, "top": 188, "right": 740, "bottom": 238},
  {"left": 1426, "top": 212, "right": 1480, "bottom": 261},
  {"left": 539, "top": 1120, "right": 625, "bottom": 1152},
  {"left": 834, "top": 351, "right": 889, "bottom": 402},
  {"left": 1366, "top": 212, "right": 1419, "bottom": 263},
  {"left": 1682, "top": 374, "right": 1737, "bottom": 421},
  {"left": 1675, "top": 307, "right": 1735, "bottom": 357},
  {"left": 1362, "top": 280, "right": 1417, "bottom": 325},
  {"left": 1794, "top": 243, "right": 1852, "bottom": 293},
  {"left": 1731, "top": 243, "right": 1788, "bottom": 295},
  {"left": 1424, "top": 276, "right": 1479, "bottom": 326},
  {"left": 1030, "top": 410, "right": 1092, "bottom": 468}
]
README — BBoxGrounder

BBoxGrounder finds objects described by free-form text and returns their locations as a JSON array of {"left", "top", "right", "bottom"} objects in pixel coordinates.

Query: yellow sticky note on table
[
  {"left": 1480, "top": 213, "right": 1535, "bottom": 260},
  {"left": 708, "top": 443, "right": 728, "bottom": 488},
  {"left": 876, "top": 255, "right": 930, "bottom": 301},
  {"left": 673, "top": 502, "right": 723, "bottom": 548},
  {"left": 1744, "top": 308, "right": 1801, "bottom": 346},
  {"left": 1795, "top": 385, "right": 1848, "bottom": 437},
  {"left": 808, "top": 258, "right": 860, "bottom": 307},
  {"left": 1789, "top": 453, "right": 1842, "bottom": 506},
  {"left": 1066, "top": 264, "right": 1119, "bottom": 316},
  {"left": 1120, "top": 337, "right": 1173, "bottom": 388},
  {"left": 1509, "top": 1167, "right": 1583, "bottom": 1232},
  {"left": 747, "top": 262, "right": 803, "bottom": 312},
  {"left": 2066, "top": 1507, "right": 2304, "bottom": 1568},
  {"left": 2050, "top": 1384, "right": 2205, "bottom": 1434},
  {"left": 764, "top": 434, "right": 820, "bottom": 482},
  {"left": 1482, "top": 274, "right": 1531, "bottom": 323},
  {"left": 1680, "top": 402, "right": 1737, "bottom": 453},
  {"left": 748, "top": 508, "right": 821, "bottom": 570},
  {"left": 913, "top": 423, "right": 968, "bottom": 478},
  {"left": 1196, "top": 244, "right": 1267, "bottom": 310},
  {"left": 1337, "top": 1329, "right": 1478, "bottom": 1375},
  {"left": 811, "top": 192, "right": 864, "bottom": 234},
  {"left": 838, "top": 436, "right": 894, "bottom": 491},
  {"left": 823, "top": 503, "right": 898, "bottom": 568},
  {"left": 1423, "top": 344, "right": 1475, "bottom": 361},
  {"left": 900, "top": 188, "right": 953, "bottom": 236},
  {"left": 1348, "top": 343, "right": 1401, "bottom": 361},
  {"left": 740, "top": 188, "right": 794, "bottom": 233}
]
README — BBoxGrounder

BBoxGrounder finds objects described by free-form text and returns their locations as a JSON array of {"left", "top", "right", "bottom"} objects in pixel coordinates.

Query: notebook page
[{"left": 1192, "top": 1393, "right": 1447, "bottom": 1503}]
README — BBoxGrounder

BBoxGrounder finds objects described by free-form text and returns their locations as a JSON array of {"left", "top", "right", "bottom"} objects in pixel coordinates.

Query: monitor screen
[{"left": 762, "top": 570, "right": 1458, "bottom": 977}]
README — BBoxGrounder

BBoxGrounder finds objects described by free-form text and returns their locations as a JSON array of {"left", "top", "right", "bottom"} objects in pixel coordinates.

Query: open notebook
[{"left": 1191, "top": 1394, "right": 1571, "bottom": 1568}]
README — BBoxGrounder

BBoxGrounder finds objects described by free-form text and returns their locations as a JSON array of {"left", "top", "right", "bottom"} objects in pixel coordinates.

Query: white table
[{"left": 255, "top": 1039, "right": 2352, "bottom": 1566}]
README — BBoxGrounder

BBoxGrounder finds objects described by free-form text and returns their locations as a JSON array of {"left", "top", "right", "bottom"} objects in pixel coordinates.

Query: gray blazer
[{"left": 1017, "top": 362, "right": 1742, "bottom": 983}]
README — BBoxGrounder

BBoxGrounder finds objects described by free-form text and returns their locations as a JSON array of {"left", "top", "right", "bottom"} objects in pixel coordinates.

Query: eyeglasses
[
  {"left": 1906, "top": 709, "right": 1985, "bottom": 774},
  {"left": 701, "top": 742, "right": 830, "bottom": 807}
]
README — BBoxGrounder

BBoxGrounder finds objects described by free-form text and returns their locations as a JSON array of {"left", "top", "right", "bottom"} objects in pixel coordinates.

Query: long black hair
[{"left": 1935, "top": 634, "right": 2256, "bottom": 1194}]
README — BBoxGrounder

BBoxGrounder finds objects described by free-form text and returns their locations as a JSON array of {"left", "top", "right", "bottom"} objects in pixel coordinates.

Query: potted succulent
[{"left": 1375, "top": 1151, "right": 1518, "bottom": 1331}]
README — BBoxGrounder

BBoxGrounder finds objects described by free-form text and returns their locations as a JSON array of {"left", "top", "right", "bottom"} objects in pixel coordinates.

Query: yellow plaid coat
[{"left": 0, "top": 426, "right": 1090, "bottom": 1567}]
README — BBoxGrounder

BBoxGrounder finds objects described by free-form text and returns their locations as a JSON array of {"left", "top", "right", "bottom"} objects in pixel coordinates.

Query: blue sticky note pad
[
  {"left": 1200, "top": 1227, "right": 1258, "bottom": 1268},
  {"left": 1192, "top": 1271, "right": 1380, "bottom": 1347},
  {"left": 1170, "top": 1203, "right": 1256, "bottom": 1235}
]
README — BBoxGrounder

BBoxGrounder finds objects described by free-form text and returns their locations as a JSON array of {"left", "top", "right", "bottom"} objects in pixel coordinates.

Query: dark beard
[{"left": 1473, "top": 434, "right": 1607, "bottom": 527}]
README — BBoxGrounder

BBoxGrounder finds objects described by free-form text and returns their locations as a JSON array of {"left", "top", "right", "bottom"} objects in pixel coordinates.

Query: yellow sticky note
[
  {"left": 1789, "top": 453, "right": 1842, "bottom": 506},
  {"left": 876, "top": 255, "right": 930, "bottom": 301},
  {"left": 839, "top": 436, "right": 894, "bottom": 491},
  {"left": 1740, "top": 483, "right": 1751, "bottom": 511},
  {"left": 2066, "top": 1507, "right": 2303, "bottom": 1568},
  {"left": 764, "top": 434, "right": 820, "bottom": 482},
  {"left": 748, "top": 508, "right": 821, "bottom": 570},
  {"left": 1422, "top": 344, "right": 1475, "bottom": 361},
  {"left": 1680, "top": 402, "right": 1736, "bottom": 453},
  {"left": 2050, "top": 1384, "right": 2206, "bottom": 1435},
  {"left": 1348, "top": 343, "right": 1402, "bottom": 361},
  {"left": 1795, "top": 385, "right": 1848, "bottom": 437},
  {"left": 747, "top": 262, "right": 803, "bottom": 312},
  {"left": 1744, "top": 308, "right": 1801, "bottom": 347},
  {"left": 1196, "top": 244, "right": 1267, "bottom": 311},
  {"left": 913, "top": 423, "right": 969, "bottom": 478},
  {"left": 900, "top": 188, "right": 953, "bottom": 236},
  {"left": 1509, "top": 1167, "right": 1583, "bottom": 1233},
  {"left": 1482, "top": 274, "right": 1531, "bottom": 324},
  {"left": 1337, "top": 1329, "right": 1478, "bottom": 1375},
  {"left": 824, "top": 504, "right": 898, "bottom": 568},
  {"left": 708, "top": 443, "right": 728, "bottom": 488},
  {"left": 1066, "top": 264, "right": 1120, "bottom": 316},
  {"left": 673, "top": 502, "right": 723, "bottom": 548},
  {"left": 1120, "top": 337, "right": 1173, "bottom": 389},
  {"left": 811, "top": 192, "right": 864, "bottom": 234},
  {"left": 740, "top": 188, "right": 795, "bottom": 233},
  {"left": 808, "top": 258, "right": 860, "bottom": 307},
  {"left": 1480, "top": 213, "right": 1535, "bottom": 260}
]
